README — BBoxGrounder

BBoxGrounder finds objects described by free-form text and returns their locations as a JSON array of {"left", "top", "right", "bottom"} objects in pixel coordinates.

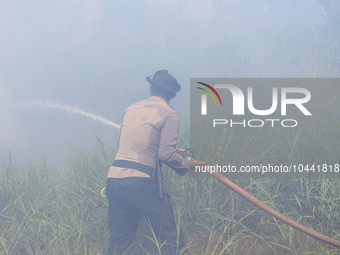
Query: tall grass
[
  {"left": 2, "top": 135, "right": 340, "bottom": 254},
  {"left": 0, "top": 138, "right": 113, "bottom": 255}
]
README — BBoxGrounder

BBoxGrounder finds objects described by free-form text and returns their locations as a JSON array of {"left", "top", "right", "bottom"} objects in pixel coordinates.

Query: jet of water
[{"left": 13, "top": 100, "right": 120, "bottom": 129}]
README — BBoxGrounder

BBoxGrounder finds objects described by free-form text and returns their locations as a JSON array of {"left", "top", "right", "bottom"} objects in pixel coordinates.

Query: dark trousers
[{"left": 106, "top": 177, "right": 185, "bottom": 255}]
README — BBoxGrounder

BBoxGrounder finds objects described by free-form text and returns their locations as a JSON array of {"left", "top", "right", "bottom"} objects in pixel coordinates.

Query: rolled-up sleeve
[{"left": 158, "top": 112, "right": 190, "bottom": 176}]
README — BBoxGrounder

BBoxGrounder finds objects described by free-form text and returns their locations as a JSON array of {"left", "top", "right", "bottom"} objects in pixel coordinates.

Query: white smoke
[{"left": 0, "top": 85, "right": 29, "bottom": 164}]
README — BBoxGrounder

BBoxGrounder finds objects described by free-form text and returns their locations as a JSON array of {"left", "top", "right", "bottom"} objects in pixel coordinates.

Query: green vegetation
[
  {"left": 1, "top": 134, "right": 340, "bottom": 254},
  {"left": 0, "top": 139, "right": 113, "bottom": 255}
]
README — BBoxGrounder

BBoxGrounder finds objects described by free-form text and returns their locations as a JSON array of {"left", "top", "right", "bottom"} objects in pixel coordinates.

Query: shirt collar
[{"left": 150, "top": 96, "right": 168, "bottom": 105}]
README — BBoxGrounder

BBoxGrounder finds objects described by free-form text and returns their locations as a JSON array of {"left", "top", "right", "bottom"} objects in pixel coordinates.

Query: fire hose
[
  {"left": 186, "top": 148, "right": 340, "bottom": 249},
  {"left": 102, "top": 147, "right": 340, "bottom": 248}
]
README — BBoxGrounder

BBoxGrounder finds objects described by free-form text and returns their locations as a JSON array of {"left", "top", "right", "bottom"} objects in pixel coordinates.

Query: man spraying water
[{"left": 106, "top": 70, "right": 206, "bottom": 255}]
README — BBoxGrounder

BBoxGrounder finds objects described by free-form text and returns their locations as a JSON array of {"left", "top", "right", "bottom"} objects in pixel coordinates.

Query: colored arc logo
[{"left": 196, "top": 82, "right": 223, "bottom": 106}]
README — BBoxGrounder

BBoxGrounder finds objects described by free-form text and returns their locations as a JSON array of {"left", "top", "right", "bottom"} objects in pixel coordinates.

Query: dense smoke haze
[{"left": 0, "top": 0, "right": 338, "bottom": 167}]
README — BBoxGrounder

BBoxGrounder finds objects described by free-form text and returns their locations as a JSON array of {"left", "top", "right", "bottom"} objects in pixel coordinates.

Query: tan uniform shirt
[{"left": 107, "top": 96, "right": 190, "bottom": 178}]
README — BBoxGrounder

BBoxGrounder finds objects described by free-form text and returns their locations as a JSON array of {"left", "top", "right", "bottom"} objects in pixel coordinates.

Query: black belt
[{"left": 112, "top": 160, "right": 155, "bottom": 177}]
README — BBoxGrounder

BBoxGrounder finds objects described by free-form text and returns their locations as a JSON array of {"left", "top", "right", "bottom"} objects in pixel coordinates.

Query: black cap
[{"left": 146, "top": 70, "right": 181, "bottom": 93}]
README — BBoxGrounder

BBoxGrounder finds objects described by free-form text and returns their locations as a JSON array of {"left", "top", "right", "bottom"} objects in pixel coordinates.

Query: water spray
[{"left": 13, "top": 100, "right": 120, "bottom": 129}]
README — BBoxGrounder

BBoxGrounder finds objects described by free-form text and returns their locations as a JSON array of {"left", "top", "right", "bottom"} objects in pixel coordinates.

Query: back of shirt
[{"left": 107, "top": 96, "right": 189, "bottom": 178}]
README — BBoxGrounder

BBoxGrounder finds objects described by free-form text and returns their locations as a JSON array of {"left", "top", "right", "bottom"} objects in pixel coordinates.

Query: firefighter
[{"left": 106, "top": 70, "right": 206, "bottom": 255}]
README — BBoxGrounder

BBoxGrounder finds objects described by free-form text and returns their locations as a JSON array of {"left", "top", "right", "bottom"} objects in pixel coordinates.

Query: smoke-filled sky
[{"left": 0, "top": 0, "right": 337, "bottom": 167}]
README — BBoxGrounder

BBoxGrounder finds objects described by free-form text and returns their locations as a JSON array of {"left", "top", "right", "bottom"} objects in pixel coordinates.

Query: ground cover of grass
[{"left": 1, "top": 135, "right": 340, "bottom": 254}]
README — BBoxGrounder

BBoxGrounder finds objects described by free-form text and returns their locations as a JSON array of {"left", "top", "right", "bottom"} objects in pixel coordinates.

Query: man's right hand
[{"left": 190, "top": 158, "right": 207, "bottom": 170}]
